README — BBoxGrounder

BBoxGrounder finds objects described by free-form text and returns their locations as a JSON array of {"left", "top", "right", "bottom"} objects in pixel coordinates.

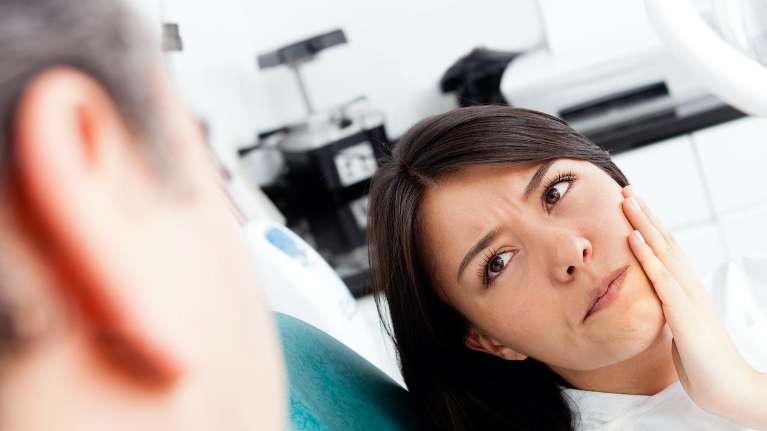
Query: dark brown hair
[{"left": 367, "top": 106, "right": 629, "bottom": 430}]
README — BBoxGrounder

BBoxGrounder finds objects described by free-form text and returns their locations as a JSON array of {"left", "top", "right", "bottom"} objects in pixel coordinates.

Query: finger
[
  {"left": 622, "top": 196, "right": 670, "bottom": 259},
  {"left": 629, "top": 231, "right": 694, "bottom": 333},
  {"left": 623, "top": 187, "right": 701, "bottom": 296},
  {"left": 622, "top": 186, "right": 675, "bottom": 244},
  {"left": 628, "top": 230, "right": 686, "bottom": 307}
]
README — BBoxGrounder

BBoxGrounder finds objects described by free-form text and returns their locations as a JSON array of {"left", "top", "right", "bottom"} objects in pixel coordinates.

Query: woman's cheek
[
  {"left": 491, "top": 267, "right": 533, "bottom": 313},
  {"left": 569, "top": 185, "right": 617, "bottom": 222},
  {"left": 566, "top": 184, "right": 590, "bottom": 208}
]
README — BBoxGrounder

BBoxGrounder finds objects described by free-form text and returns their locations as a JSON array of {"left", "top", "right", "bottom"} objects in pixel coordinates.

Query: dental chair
[{"left": 275, "top": 313, "right": 422, "bottom": 430}]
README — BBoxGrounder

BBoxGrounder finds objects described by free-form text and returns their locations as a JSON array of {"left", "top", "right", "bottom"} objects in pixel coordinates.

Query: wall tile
[
  {"left": 672, "top": 223, "right": 729, "bottom": 279},
  {"left": 612, "top": 136, "right": 712, "bottom": 230},
  {"left": 692, "top": 117, "right": 767, "bottom": 213},
  {"left": 720, "top": 203, "right": 767, "bottom": 261}
]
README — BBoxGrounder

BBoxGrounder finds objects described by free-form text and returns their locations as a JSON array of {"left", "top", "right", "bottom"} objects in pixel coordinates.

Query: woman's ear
[{"left": 464, "top": 326, "right": 528, "bottom": 361}]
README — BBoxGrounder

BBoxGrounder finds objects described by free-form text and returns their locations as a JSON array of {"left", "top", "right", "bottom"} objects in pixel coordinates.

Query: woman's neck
[{"left": 554, "top": 326, "right": 678, "bottom": 395}]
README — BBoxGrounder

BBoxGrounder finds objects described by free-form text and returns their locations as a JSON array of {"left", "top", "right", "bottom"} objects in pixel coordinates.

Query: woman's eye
[
  {"left": 544, "top": 180, "right": 572, "bottom": 207},
  {"left": 486, "top": 251, "right": 513, "bottom": 282}
]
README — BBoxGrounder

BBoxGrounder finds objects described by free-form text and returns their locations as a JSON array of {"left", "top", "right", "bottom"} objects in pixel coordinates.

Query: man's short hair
[{"left": 0, "top": 0, "right": 163, "bottom": 171}]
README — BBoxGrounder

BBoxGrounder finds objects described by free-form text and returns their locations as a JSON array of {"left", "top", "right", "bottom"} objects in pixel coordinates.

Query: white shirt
[{"left": 563, "top": 257, "right": 767, "bottom": 431}]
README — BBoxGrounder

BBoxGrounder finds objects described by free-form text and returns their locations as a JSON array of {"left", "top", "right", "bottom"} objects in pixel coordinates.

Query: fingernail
[
  {"left": 633, "top": 230, "right": 645, "bottom": 244},
  {"left": 629, "top": 197, "right": 640, "bottom": 211}
]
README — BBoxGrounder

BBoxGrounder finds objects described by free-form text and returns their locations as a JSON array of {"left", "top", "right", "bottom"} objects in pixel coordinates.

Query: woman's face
[{"left": 419, "top": 159, "right": 666, "bottom": 373}]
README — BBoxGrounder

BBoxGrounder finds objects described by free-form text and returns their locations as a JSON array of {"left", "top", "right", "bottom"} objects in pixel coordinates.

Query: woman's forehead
[
  {"left": 440, "top": 161, "right": 543, "bottom": 188},
  {"left": 426, "top": 159, "right": 598, "bottom": 199},
  {"left": 421, "top": 160, "right": 558, "bottom": 211}
]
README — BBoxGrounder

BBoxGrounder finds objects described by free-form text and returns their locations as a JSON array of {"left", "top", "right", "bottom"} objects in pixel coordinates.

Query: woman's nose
[{"left": 549, "top": 231, "right": 592, "bottom": 283}]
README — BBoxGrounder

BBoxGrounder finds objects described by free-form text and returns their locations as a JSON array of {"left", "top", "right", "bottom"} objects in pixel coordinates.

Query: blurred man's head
[{"left": 0, "top": 1, "right": 285, "bottom": 429}]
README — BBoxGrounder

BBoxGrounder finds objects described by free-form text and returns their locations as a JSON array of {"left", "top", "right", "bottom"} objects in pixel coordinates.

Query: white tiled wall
[
  {"left": 611, "top": 136, "right": 712, "bottom": 230},
  {"left": 694, "top": 118, "right": 767, "bottom": 214},
  {"left": 720, "top": 204, "right": 767, "bottom": 261},
  {"left": 613, "top": 116, "right": 767, "bottom": 279},
  {"left": 671, "top": 223, "right": 729, "bottom": 278}
]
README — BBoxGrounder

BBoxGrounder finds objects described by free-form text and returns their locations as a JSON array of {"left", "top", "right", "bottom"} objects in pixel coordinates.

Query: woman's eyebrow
[
  {"left": 457, "top": 228, "right": 500, "bottom": 282},
  {"left": 523, "top": 159, "right": 557, "bottom": 200},
  {"left": 455, "top": 160, "right": 558, "bottom": 282}
]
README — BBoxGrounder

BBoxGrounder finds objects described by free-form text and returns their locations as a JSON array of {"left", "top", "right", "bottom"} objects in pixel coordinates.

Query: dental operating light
[{"left": 645, "top": 0, "right": 767, "bottom": 117}]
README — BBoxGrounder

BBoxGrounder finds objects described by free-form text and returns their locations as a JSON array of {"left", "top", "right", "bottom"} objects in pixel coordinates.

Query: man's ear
[
  {"left": 12, "top": 67, "right": 181, "bottom": 388},
  {"left": 464, "top": 326, "right": 528, "bottom": 361}
]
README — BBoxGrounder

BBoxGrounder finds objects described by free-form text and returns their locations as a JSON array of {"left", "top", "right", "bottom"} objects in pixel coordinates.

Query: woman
[{"left": 367, "top": 106, "right": 767, "bottom": 430}]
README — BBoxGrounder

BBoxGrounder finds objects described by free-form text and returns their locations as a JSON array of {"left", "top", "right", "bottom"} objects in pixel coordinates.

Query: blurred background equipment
[
  {"left": 242, "top": 28, "right": 390, "bottom": 298},
  {"left": 440, "top": 47, "right": 519, "bottom": 107},
  {"left": 499, "top": 0, "right": 748, "bottom": 153},
  {"left": 245, "top": 219, "right": 401, "bottom": 383},
  {"left": 644, "top": 0, "right": 767, "bottom": 118}
]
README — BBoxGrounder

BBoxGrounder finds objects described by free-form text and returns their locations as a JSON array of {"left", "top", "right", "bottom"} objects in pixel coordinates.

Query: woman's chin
[{"left": 614, "top": 297, "right": 666, "bottom": 353}]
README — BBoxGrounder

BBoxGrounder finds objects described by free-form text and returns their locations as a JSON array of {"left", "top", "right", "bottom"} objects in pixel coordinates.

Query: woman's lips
[{"left": 583, "top": 265, "right": 630, "bottom": 322}]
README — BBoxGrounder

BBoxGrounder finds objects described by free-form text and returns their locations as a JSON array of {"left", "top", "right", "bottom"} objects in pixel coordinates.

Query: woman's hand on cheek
[{"left": 621, "top": 186, "right": 767, "bottom": 430}]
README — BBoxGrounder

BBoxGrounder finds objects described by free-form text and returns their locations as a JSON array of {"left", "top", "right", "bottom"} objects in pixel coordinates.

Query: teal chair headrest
[{"left": 275, "top": 313, "right": 422, "bottom": 431}]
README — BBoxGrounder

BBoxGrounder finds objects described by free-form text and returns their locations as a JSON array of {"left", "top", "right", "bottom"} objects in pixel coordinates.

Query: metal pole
[{"left": 289, "top": 63, "right": 315, "bottom": 115}]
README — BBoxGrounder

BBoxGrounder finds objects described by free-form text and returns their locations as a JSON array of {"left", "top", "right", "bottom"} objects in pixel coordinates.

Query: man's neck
[{"left": 555, "top": 326, "right": 678, "bottom": 395}]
